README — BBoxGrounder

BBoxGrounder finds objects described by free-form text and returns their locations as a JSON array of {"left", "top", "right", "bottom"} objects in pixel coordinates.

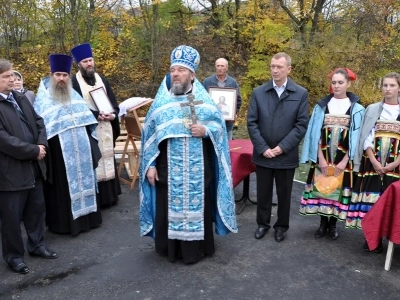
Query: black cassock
[
  {"left": 44, "top": 128, "right": 102, "bottom": 236},
  {"left": 154, "top": 139, "right": 215, "bottom": 264},
  {"left": 72, "top": 74, "right": 121, "bottom": 208}
]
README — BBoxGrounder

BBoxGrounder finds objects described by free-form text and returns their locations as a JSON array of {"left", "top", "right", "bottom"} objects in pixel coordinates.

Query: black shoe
[
  {"left": 328, "top": 218, "right": 339, "bottom": 240},
  {"left": 29, "top": 249, "right": 58, "bottom": 259},
  {"left": 275, "top": 230, "right": 286, "bottom": 242},
  {"left": 363, "top": 240, "right": 370, "bottom": 251},
  {"left": 315, "top": 216, "right": 329, "bottom": 238},
  {"left": 315, "top": 227, "right": 327, "bottom": 238},
  {"left": 373, "top": 240, "right": 383, "bottom": 254},
  {"left": 254, "top": 227, "right": 268, "bottom": 239},
  {"left": 363, "top": 239, "right": 383, "bottom": 253},
  {"left": 9, "top": 263, "right": 29, "bottom": 274}
]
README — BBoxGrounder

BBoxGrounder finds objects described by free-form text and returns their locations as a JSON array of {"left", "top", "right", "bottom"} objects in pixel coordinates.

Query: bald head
[
  {"left": 215, "top": 58, "right": 228, "bottom": 79},
  {"left": 215, "top": 58, "right": 228, "bottom": 67}
]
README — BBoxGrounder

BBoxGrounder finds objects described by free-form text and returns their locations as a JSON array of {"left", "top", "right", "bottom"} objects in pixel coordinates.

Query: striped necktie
[{"left": 7, "top": 93, "right": 24, "bottom": 114}]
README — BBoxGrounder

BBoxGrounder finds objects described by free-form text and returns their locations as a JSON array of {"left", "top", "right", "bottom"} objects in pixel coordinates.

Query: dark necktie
[
  {"left": 7, "top": 93, "right": 31, "bottom": 130},
  {"left": 7, "top": 93, "right": 24, "bottom": 115}
]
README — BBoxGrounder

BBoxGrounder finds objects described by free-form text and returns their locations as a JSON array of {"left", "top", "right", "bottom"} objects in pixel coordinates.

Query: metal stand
[
  {"left": 385, "top": 241, "right": 395, "bottom": 271},
  {"left": 235, "top": 175, "right": 257, "bottom": 214}
]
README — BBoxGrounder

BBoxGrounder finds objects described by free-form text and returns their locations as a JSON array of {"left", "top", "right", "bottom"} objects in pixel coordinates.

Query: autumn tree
[{"left": 1, "top": 0, "right": 400, "bottom": 109}]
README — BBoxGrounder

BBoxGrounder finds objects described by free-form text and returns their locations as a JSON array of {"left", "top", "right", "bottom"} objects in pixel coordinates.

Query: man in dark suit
[
  {"left": 247, "top": 52, "right": 309, "bottom": 242},
  {"left": 0, "top": 59, "right": 57, "bottom": 274}
]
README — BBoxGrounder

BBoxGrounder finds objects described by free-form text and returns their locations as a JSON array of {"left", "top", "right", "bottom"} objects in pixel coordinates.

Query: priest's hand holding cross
[
  {"left": 180, "top": 93, "right": 207, "bottom": 137},
  {"left": 190, "top": 124, "right": 206, "bottom": 137}
]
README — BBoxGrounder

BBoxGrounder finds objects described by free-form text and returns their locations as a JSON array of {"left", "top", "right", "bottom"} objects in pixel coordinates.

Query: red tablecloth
[
  {"left": 362, "top": 181, "right": 400, "bottom": 250},
  {"left": 229, "top": 140, "right": 256, "bottom": 188}
]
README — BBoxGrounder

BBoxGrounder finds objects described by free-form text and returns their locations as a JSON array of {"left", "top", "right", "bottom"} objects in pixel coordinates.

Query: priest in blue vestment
[
  {"left": 139, "top": 45, "right": 237, "bottom": 264},
  {"left": 70, "top": 43, "right": 121, "bottom": 208},
  {"left": 33, "top": 54, "right": 102, "bottom": 236}
]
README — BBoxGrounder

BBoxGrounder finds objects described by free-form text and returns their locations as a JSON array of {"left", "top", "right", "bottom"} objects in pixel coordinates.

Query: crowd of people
[
  {"left": 0, "top": 43, "right": 120, "bottom": 274},
  {"left": 299, "top": 69, "right": 400, "bottom": 254},
  {"left": 0, "top": 43, "right": 397, "bottom": 274}
]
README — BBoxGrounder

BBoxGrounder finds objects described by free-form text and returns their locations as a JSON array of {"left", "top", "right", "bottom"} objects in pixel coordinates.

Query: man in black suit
[
  {"left": 247, "top": 52, "right": 309, "bottom": 242},
  {"left": 0, "top": 59, "right": 57, "bottom": 274}
]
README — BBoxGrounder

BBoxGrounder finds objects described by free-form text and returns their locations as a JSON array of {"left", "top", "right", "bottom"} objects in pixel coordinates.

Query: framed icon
[
  {"left": 208, "top": 87, "right": 237, "bottom": 121},
  {"left": 89, "top": 87, "right": 115, "bottom": 114}
]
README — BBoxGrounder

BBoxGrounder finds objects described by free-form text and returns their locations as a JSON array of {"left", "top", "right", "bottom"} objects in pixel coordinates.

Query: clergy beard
[
  {"left": 80, "top": 65, "right": 96, "bottom": 78},
  {"left": 171, "top": 79, "right": 191, "bottom": 95},
  {"left": 49, "top": 77, "right": 72, "bottom": 105}
]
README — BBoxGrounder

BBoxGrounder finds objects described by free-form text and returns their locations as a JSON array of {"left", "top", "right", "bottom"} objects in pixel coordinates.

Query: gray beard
[
  {"left": 80, "top": 66, "right": 96, "bottom": 78},
  {"left": 49, "top": 77, "right": 72, "bottom": 105},
  {"left": 171, "top": 80, "right": 190, "bottom": 95}
]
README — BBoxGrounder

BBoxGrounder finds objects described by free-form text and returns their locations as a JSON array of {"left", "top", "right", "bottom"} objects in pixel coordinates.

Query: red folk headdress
[{"left": 328, "top": 68, "right": 357, "bottom": 93}]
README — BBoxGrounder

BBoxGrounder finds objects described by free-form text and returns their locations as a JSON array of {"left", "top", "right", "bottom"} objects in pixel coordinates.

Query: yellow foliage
[{"left": 3, "top": 0, "right": 400, "bottom": 116}]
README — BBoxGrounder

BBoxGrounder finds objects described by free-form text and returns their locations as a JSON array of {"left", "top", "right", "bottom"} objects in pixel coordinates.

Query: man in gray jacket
[
  {"left": 247, "top": 52, "right": 309, "bottom": 242},
  {"left": 203, "top": 58, "right": 242, "bottom": 140}
]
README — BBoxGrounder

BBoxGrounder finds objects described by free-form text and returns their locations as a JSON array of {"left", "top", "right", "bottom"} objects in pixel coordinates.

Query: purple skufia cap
[
  {"left": 71, "top": 43, "right": 93, "bottom": 63},
  {"left": 49, "top": 54, "right": 73, "bottom": 74}
]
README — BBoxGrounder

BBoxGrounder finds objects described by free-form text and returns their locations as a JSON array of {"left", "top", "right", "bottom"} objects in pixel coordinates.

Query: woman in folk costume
[
  {"left": 349, "top": 72, "right": 400, "bottom": 253},
  {"left": 300, "top": 68, "right": 365, "bottom": 240}
]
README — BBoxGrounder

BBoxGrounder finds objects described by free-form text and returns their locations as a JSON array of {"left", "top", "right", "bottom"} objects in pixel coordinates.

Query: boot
[
  {"left": 373, "top": 239, "right": 383, "bottom": 254},
  {"left": 363, "top": 240, "right": 370, "bottom": 251},
  {"left": 329, "top": 217, "right": 339, "bottom": 240},
  {"left": 364, "top": 239, "right": 383, "bottom": 253},
  {"left": 314, "top": 216, "right": 329, "bottom": 238}
]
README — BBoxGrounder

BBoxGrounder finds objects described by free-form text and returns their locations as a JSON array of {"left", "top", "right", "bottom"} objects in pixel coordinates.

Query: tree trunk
[
  {"left": 310, "top": 0, "right": 327, "bottom": 42},
  {"left": 85, "top": 0, "right": 96, "bottom": 42}
]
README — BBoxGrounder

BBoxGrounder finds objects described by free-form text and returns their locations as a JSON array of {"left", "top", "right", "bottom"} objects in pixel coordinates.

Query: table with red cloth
[
  {"left": 362, "top": 180, "right": 400, "bottom": 271},
  {"left": 229, "top": 139, "right": 257, "bottom": 214}
]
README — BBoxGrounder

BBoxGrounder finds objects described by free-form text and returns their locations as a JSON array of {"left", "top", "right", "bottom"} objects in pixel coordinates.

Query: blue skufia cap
[
  {"left": 71, "top": 43, "right": 93, "bottom": 63},
  {"left": 170, "top": 45, "right": 200, "bottom": 73},
  {"left": 49, "top": 54, "right": 73, "bottom": 74}
]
